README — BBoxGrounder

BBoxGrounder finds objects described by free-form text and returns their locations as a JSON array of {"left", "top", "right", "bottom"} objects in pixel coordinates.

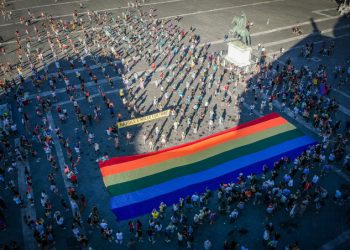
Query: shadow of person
[{"left": 310, "top": 17, "right": 321, "bottom": 34}]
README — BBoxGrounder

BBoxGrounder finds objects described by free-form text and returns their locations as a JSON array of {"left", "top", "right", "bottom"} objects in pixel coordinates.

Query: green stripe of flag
[{"left": 107, "top": 128, "right": 302, "bottom": 196}]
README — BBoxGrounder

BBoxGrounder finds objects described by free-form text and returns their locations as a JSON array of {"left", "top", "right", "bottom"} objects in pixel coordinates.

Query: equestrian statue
[{"left": 229, "top": 12, "right": 251, "bottom": 46}]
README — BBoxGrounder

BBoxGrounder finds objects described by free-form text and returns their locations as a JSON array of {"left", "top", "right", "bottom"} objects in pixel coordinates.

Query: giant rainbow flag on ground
[{"left": 99, "top": 113, "right": 316, "bottom": 220}]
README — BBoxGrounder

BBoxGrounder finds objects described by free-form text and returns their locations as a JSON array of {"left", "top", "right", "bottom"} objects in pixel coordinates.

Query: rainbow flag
[{"left": 99, "top": 113, "right": 316, "bottom": 220}]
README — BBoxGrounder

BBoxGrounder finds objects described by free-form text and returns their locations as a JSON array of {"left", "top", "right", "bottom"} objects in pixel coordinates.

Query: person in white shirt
[
  {"left": 204, "top": 239, "right": 212, "bottom": 250},
  {"left": 191, "top": 193, "right": 199, "bottom": 206},
  {"left": 54, "top": 211, "right": 66, "bottom": 229},
  {"left": 100, "top": 220, "right": 108, "bottom": 230},
  {"left": 312, "top": 174, "right": 319, "bottom": 184},
  {"left": 155, "top": 222, "right": 162, "bottom": 234},
  {"left": 115, "top": 230, "right": 123, "bottom": 244},
  {"left": 72, "top": 225, "right": 80, "bottom": 239},
  {"left": 229, "top": 209, "right": 239, "bottom": 223},
  {"left": 149, "top": 140, "right": 154, "bottom": 151}
]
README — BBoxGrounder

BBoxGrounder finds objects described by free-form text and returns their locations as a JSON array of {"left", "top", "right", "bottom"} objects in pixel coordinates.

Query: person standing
[
  {"left": 147, "top": 227, "right": 155, "bottom": 244},
  {"left": 204, "top": 239, "right": 212, "bottom": 250},
  {"left": 114, "top": 136, "right": 120, "bottom": 150},
  {"left": 174, "top": 121, "right": 179, "bottom": 131},
  {"left": 161, "top": 134, "right": 167, "bottom": 148},
  {"left": 209, "top": 120, "right": 214, "bottom": 131},
  {"left": 218, "top": 115, "right": 224, "bottom": 129},
  {"left": 136, "top": 219, "right": 143, "bottom": 242},
  {"left": 181, "top": 131, "right": 186, "bottom": 141},
  {"left": 94, "top": 142, "right": 100, "bottom": 156},
  {"left": 149, "top": 139, "right": 154, "bottom": 151},
  {"left": 115, "top": 230, "right": 123, "bottom": 244},
  {"left": 250, "top": 103, "right": 255, "bottom": 115},
  {"left": 143, "top": 131, "right": 147, "bottom": 145},
  {"left": 54, "top": 211, "right": 66, "bottom": 229},
  {"left": 126, "top": 131, "right": 132, "bottom": 145}
]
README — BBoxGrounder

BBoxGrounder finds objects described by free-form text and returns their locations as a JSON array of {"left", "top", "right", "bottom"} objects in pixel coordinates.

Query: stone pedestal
[
  {"left": 339, "top": 3, "right": 350, "bottom": 16},
  {"left": 225, "top": 40, "right": 252, "bottom": 67}
]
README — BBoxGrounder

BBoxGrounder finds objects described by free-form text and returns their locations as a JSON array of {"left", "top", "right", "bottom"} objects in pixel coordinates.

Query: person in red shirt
[{"left": 70, "top": 172, "right": 77, "bottom": 185}]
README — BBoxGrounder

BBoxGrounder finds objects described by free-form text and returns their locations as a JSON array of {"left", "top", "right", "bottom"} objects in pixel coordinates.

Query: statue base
[
  {"left": 225, "top": 40, "right": 252, "bottom": 67},
  {"left": 339, "top": 3, "right": 350, "bottom": 16}
]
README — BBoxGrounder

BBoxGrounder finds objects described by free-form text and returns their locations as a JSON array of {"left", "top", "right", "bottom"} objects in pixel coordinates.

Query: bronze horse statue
[{"left": 229, "top": 12, "right": 251, "bottom": 46}]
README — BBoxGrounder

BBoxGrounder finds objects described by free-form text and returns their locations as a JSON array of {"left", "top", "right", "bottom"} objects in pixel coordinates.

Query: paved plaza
[{"left": 0, "top": 0, "right": 350, "bottom": 249}]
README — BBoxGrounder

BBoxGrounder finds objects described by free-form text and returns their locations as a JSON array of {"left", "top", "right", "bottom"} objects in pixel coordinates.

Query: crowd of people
[{"left": 0, "top": 0, "right": 350, "bottom": 249}]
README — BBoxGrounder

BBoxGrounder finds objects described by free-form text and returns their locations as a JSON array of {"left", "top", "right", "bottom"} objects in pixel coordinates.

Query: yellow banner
[{"left": 117, "top": 110, "right": 170, "bottom": 129}]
